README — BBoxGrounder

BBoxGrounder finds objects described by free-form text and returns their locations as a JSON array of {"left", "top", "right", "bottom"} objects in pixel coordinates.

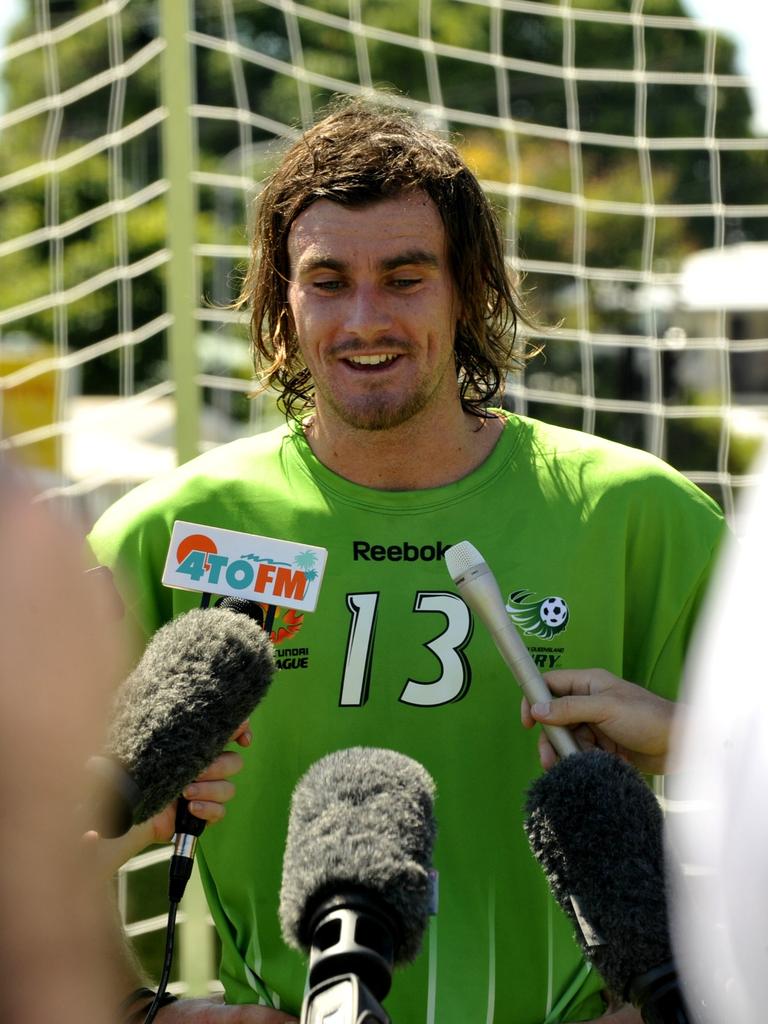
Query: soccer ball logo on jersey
[{"left": 505, "top": 590, "right": 570, "bottom": 640}]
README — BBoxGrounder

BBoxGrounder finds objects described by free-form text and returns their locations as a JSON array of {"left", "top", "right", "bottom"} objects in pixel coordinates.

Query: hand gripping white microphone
[{"left": 445, "top": 540, "right": 579, "bottom": 760}]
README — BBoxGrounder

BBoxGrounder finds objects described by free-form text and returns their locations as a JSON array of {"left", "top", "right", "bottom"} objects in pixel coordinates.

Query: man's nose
[{"left": 342, "top": 285, "right": 393, "bottom": 339}]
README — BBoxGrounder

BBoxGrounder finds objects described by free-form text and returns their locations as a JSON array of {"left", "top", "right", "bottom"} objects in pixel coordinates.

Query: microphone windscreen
[
  {"left": 217, "top": 595, "right": 265, "bottom": 628},
  {"left": 279, "top": 747, "right": 436, "bottom": 965},
  {"left": 524, "top": 749, "right": 669, "bottom": 999},
  {"left": 105, "top": 606, "right": 275, "bottom": 824}
]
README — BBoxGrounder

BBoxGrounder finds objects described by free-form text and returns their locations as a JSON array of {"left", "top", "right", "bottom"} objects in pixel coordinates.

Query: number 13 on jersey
[{"left": 340, "top": 591, "right": 473, "bottom": 708}]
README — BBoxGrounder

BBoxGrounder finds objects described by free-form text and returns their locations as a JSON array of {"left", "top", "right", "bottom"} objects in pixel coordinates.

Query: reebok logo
[{"left": 352, "top": 540, "right": 453, "bottom": 563}]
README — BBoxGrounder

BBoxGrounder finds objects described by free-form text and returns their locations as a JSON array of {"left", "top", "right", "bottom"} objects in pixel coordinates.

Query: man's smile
[{"left": 342, "top": 352, "right": 402, "bottom": 370}]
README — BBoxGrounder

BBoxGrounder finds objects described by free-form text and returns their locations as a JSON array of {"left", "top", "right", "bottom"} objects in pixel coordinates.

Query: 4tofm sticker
[{"left": 162, "top": 521, "right": 328, "bottom": 613}]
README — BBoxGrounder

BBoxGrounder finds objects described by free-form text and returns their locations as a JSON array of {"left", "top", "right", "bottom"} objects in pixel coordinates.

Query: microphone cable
[
  {"left": 142, "top": 795, "right": 203, "bottom": 1024},
  {"left": 141, "top": 902, "right": 179, "bottom": 1024}
]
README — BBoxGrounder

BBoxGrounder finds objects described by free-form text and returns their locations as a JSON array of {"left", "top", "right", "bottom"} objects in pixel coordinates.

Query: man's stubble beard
[
  {"left": 311, "top": 349, "right": 458, "bottom": 433},
  {"left": 321, "top": 382, "right": 438, "bottom": 432}
]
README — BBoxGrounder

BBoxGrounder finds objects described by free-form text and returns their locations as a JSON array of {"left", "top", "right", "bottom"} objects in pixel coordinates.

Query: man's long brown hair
[{"left": 238, "top": 97, "right": 537, "bottom": 420}]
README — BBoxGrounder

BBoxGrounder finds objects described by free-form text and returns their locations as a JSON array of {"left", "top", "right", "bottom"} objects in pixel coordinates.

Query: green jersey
[{"left": 89, "top": 411, "right": 724, "bottom": 1023}]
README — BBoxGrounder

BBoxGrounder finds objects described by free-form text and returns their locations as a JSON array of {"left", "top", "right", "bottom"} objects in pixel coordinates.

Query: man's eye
[
  {"left": 314, "top": 280, "right": 343, "bottom": 291},
  {"left": 392, "top": 277, "right": 421, "bottom": 288}
]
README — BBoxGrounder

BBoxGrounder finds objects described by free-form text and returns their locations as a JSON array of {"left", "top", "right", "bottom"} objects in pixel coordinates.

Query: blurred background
[{"left": 1, "top": 0, "right": 766, "bottom": 999}]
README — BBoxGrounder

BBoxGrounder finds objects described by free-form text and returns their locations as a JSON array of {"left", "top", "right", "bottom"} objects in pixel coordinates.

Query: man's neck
[{"left": 302, "top": 405, "right": 505, "bottom": 491}]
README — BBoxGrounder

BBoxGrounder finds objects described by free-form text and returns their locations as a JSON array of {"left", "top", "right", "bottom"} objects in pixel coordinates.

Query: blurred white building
[{"left": 665, "top": 242, "right": 768, "bottom": 401}]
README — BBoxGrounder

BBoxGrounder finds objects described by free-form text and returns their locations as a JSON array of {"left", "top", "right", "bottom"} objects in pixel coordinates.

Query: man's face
[{"left": 286, "top": 191, "right": 461, "bottom": 432}]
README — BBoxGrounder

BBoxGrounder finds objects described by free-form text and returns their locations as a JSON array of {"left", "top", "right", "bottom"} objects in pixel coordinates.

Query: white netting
[{"left": 1, "top": 0, "right": 766, "bottom": 994}]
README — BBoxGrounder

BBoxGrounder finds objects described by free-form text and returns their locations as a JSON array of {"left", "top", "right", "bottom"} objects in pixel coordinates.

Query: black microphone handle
[
  {"left": 629, "top": 961, "right": 691, "bottom": 1024},
  {"left": 168, "top": 796, "right": 206, "bottom": 903},
  {"left": 307, "top": 892, "right": 396, "bottom": 1002},
  {"left": 300, "top": 974, "right": 390, "bottom": 1024}
]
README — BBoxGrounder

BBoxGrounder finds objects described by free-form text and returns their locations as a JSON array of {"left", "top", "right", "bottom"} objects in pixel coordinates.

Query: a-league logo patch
[{"left": 505, "top": 590, "right": 570, "bottom": 640}]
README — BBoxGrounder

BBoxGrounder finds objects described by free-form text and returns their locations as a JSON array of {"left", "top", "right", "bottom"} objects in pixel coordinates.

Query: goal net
[{"left": 1, "top": 0, "right": 766, "bottom": 997}]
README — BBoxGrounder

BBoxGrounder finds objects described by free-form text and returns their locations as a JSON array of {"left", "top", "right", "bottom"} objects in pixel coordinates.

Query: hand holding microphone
[
  {"left": 445, "top": 540, "right": 579, "bottom": 759},
  {"left": 86, "top": 602, "right": 275, "bottom": 910},
  {"left": 87, "top": 605, "right": 274, "bottom": 837},
  {"left": 85, "top": 603, "right": 276, "bottom": 1024},
  {"left": 522, "top": 668, "right": 677, "bottom": 775},
  {"left": 162, "top": 720, "right": 251, "bottom": 829},
  {"left": 84, "top": 728, "right": 250, "bottom": 879}
]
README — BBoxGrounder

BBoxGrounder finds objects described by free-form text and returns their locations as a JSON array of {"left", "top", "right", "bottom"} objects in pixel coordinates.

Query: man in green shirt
[{"left": 91, "top": 99, "right": 723, "bottom": 1023}]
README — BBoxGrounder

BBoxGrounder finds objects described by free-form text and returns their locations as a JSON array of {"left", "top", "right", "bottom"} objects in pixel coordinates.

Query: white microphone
[{"left": 445, "top": 540, "right": 579, "bottom": 759}]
